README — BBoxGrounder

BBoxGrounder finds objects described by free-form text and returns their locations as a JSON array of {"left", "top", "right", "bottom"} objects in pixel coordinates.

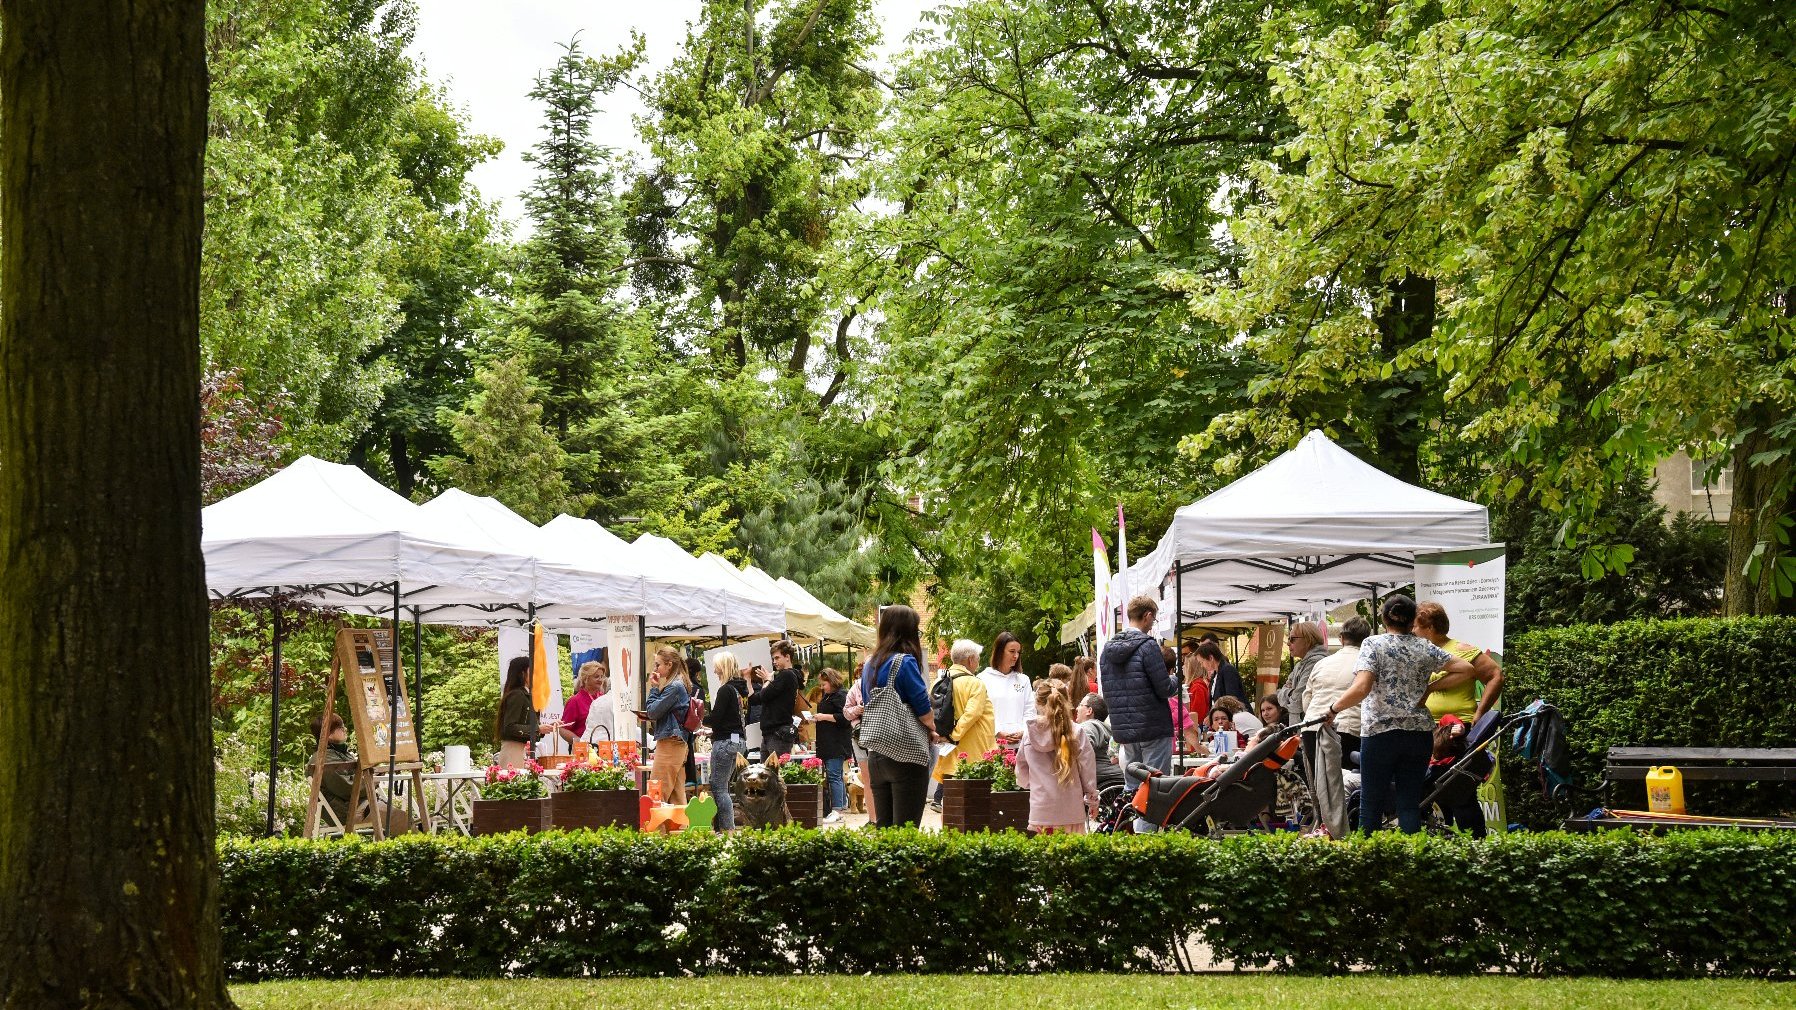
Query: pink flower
[{"left": 802, "top": 757, "right": 823, "bottom": 771}]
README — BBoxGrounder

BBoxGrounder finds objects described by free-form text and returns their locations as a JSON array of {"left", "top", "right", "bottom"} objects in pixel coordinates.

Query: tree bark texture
[
  {"left": 0, "top": 2, "right": 224, "bottom": 1008},
  {"left": 1725, "top": 403, "right": 1796, "bottom": 617}
]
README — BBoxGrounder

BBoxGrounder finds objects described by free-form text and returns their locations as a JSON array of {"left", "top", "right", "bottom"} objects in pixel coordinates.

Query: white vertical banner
[
  {"left": 1092, "top": 528, "right": 1113, "bottom": 659},
  {"left": 1115, "top": 505, "right": 1129, "bottom": 614},
  {"left": 607, "top": 615, "right": 644, "bottom": 735},
  {"left": 1414, "top": 543, "right": 1507, "bottom": 660},
  {"left": 1415, "top": 542, "right": 1508, "bottom": 833},
  {"left": 702, "top": 638, "right": 774, "bottom": 753},
  {"left": 497, "top": 628, "right": 566, "bottom": 755}
]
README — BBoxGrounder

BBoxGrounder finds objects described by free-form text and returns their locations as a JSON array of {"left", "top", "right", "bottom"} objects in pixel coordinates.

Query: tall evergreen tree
[{"left": 513, "top": 37, "right": 634, "bottom": 440}]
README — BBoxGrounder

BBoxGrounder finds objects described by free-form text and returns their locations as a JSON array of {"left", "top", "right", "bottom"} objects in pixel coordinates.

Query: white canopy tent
[
  {"left": 203, "top": 456, "right": 536, "bottom": 611},
  {"left": 628, "top": 533, "right": 786, "bottom": 637},
  {"left": 410, "top": 490, "right": 646, "bottom": 625},
  {"left": 203, "top": 457, "right": 547, "bottom": 836},
  {"left": 1102, "top": 430, "right": 1490, "bottom": 636},
  {"left": 775, "top": 576, "right": 875, "bottom": 649}
]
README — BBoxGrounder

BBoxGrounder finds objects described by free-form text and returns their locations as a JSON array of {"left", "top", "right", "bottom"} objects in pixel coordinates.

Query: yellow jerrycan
[{"left": 1645, "top": 766, "right": 1685, "bottom": 815}]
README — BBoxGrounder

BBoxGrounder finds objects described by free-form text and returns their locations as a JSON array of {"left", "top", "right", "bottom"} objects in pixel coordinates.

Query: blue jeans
[
  {"left": 823, "top": 757, "right": 847, "bottom": 813},
  {"left": 710, "top": 738, "right": 745, "bottom": 832},
  {"left": 1358, "top": 729, "right": 1432, "bottom": 834},
  {"left": 1121, "top": 736, "right": 1173, "bottom": 833}
]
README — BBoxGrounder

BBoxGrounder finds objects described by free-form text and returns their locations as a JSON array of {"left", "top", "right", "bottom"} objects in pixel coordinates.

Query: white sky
[{"left": 409, "top": 0, "right": 940, "bottom": 230}]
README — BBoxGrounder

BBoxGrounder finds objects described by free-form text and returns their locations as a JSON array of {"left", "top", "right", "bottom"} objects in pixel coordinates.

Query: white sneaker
[{"left": 821, "top": 810, "right": 843, "bottom": 824}]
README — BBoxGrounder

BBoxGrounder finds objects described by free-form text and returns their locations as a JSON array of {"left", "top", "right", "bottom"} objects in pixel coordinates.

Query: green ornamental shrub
[
  {"left": 1500, "top": 617, "right": 1796, "bottom": 825},
  {"left": 219, "top": 830, "right": 1796, "bottom": 979}
]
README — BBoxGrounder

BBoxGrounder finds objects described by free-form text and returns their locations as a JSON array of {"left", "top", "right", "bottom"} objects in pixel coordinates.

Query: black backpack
[{"left": 930, "top": 670, "right": 959, "bottom": 740}]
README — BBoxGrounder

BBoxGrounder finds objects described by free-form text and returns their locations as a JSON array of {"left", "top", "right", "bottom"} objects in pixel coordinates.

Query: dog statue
[{"left": 729, "top": 753, "right": 790, "bottom": 828}]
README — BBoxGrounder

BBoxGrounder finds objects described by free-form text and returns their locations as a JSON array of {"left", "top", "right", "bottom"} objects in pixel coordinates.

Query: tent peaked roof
[
  {"left": 1109, "top": 431, "right": 1489, "bottom": 631},
  {"left": 202, "top": 455, "right": 536, "bottom": 607},
  {"left": 630, "top": 533, "right": 785, "bottom": 636},
  {"left": 414, "top": 491, "right": 644, "bottom": 621},
  {"left": 1168, "top": 429, "right": 1488, "bottom": 559},
  {"left": 776, "top": 577, "right": 875, "bottom": 648}
]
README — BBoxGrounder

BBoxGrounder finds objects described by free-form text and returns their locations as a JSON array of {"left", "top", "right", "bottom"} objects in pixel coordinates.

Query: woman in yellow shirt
[
  {"left": 933, "top": 639, "right": 996, "bottom": 783},
  {"left": 1415, "top": 602, "right": 1505, "bottom": 724}
]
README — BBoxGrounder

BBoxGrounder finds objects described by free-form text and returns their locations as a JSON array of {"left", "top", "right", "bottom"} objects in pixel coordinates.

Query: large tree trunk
[
  {"left": 0, "top": 2, "right": 225, "bottom": 1008},
  {"left": 1725, "top": 402, "right": 1796, "bottom": 617}
]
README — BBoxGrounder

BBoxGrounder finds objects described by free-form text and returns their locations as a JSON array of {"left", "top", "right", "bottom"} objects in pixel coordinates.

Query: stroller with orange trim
[{"left": 1127, "top": 716, "right": 1322, "bottom": 836}]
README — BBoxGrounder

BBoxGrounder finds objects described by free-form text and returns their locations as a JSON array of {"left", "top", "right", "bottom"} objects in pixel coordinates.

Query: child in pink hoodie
[{"left": 1016, "top": 681, "right": 1098, "bottom": 833}]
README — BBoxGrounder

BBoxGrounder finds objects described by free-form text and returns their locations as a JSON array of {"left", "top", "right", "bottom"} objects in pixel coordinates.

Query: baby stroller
[
  {"left": 1348, "top": 699, "right": 1578, "bottom": 833},
  {"left": 1126, "top": 716, "right": 1320, "bottom": 837}
]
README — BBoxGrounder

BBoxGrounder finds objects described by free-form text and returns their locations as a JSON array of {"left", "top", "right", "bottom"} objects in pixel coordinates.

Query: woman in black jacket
[
  {"left": 496, "top": 655, "right": 539, "bottom": 768},
  {"left": 704, "top": 653, "right": 748, "bottom": 832},
  {"left": 811, "top": 667, "right": 852, "bottom": 823}
]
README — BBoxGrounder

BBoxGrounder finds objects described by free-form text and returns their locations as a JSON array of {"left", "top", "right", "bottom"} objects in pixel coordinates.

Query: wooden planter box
[
  {"left": 987, "top": 789, "right": 1030, "bottom": 833},
  {"left": 941, "top": 778, "right": 990, "bottom": 832},
  {"left": 551, "top": 789, "right": 639, "bottom": 831},
  {"left": 786, "top": 783, "right": 823, "bottom": 828},
  {"left": 470, "top": 797, "right": 549, "bottom": 836}
]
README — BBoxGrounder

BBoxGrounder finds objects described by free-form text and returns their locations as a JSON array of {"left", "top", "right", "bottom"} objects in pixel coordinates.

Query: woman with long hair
[
  {"left": 1325, "top": 595, "right": 1476, "bottom": 833},
  {"left": 703, "top": 652, "right": 747, "bottom": 831},
  {"left": 979, "top": 630, "right": 1033, "bottom": 744},
  {"left": 858, "top": 604, "right": 936, "bottom": 827},
  {"left": 811, "top": 667, "right": 853, "bottom": 823},
  {"left": 1016, "top": 679, "right": 1097, "bottom": 834},
  {"left": 496, "top": 655, "right": 539, "bottom": 768},
  {"left": 639, "top": 645, "right": 692, "bottom": 803}
]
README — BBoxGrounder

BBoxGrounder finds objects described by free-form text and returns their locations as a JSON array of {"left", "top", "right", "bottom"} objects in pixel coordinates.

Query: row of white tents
[
  {"left": 203, "top": 455, "right": 873, "bottom": 646},
  {"left": 1064, "top": 430, "right": 1492, "bottom": 644},
  {"left": 204, "top": 456, "right": 874, "bottom": 835}
]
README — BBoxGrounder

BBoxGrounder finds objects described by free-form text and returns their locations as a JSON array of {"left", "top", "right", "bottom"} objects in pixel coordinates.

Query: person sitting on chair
[{"left": 310, "top": 713, "right": 413, "bottom": 836}]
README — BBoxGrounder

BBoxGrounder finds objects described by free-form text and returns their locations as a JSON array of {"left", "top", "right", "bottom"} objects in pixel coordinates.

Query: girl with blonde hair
[{"left": 1015, "top": 679, "right": 1097, "bottom": 834}]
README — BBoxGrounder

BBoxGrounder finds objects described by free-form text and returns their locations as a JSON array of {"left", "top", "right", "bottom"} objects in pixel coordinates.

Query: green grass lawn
[{"left": 234, "top": 975, "right": 1796, "bottom": 1010}]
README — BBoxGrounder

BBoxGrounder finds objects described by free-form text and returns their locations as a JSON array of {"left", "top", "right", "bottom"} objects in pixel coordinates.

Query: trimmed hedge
[
  {"left": 1501, "top": 617, "right": 1796, "bottom": 825},
  {"left": 219, "top": 829, "right": 1796, "bottom": 979}
]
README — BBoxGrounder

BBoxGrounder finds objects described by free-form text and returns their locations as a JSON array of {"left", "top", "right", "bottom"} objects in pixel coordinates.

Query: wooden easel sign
[
  {"left": 303, "top": 626, "right": 426, "bottom": 838},
  {"left": 338, "top": 627, "right": 418, "bottom": 766}
]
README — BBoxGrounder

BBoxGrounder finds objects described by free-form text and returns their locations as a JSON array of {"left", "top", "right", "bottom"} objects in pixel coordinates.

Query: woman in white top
[{"left": 978, "top": 631, "right": 1036, "bottom": 744}]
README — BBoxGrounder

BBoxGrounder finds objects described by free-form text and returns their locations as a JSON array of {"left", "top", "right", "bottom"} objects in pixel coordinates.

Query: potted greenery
[
  {"left": 984, "top": 747, "right": 1028, "bottom": 833},
  {"left": 780, "top": 756, "right": 826, "bottom": 828},
  {"left": 551, "top": 759, "right": 639, "bottom": 831},
  {"left": 470, "top": 762, "right": 549, "bottom": 835},
  {"left": 942, "top": 751, "right": 996, "bottom": 832}
]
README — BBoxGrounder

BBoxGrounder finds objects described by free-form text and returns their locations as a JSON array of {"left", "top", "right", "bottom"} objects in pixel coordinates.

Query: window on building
[{"left": 1691, "top": 456, "right": 1733, "bottom": 494}]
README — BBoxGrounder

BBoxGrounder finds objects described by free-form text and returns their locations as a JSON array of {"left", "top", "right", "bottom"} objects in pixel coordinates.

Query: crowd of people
[{"left": 458, "top": 588, "right": 1504, "bottom": 838}]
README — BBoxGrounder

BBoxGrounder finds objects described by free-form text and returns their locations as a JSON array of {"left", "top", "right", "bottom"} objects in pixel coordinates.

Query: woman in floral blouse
[{"left": 1324, "top": 595, "right": 1476, "bottom": 833}]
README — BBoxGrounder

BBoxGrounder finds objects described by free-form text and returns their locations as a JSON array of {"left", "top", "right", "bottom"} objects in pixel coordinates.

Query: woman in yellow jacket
[{"left": 934, "top": 639, "right": 997, "bottom": 782}]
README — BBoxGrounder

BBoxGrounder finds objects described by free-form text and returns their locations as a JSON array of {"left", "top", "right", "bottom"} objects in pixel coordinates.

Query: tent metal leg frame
[
  {"left": 1174, "top": 573, "right": 1184, "bottom": 764},
  {"left": 411, "top": 608, "right": 424, "bottom": 744},
  {"left": 266, "top": 600, "right": 283, "bottom": 837},
  {"left": 637, "top": 616, "right": 649, "bottom": 754},
  {"left": 385, "top": 581, "right": 401, "bottom": 838}
]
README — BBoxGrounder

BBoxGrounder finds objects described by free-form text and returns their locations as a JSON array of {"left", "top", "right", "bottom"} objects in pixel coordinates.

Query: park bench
[{"left": 1563, "top": 746, "right": 1796, "bottom": 833}]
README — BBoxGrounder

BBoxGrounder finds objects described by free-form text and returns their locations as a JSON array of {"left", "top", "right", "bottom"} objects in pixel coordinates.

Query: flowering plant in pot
[
  {"left": 778, "top": 755, "right": 826, "bottom": 827},
  {"left": 982, "top": 748, "right": 1028, "bottom": 832},
  {"left": 552, "top": 759, "right": 640, "bottom": 830},
  {"left": 941, "top": 750, "right": 1000, "bottom": 831},
  {"left": 482, "top": 761, "right": 547, "bottom": 800},
  {"left": 780, "top": 756, "right": 826, "bottom": 785},
  {"left": 472, "top": 762, "right": 549, "bottom": 835}
]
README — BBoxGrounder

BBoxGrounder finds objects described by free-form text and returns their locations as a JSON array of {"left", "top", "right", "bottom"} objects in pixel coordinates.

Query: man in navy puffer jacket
[{"left": 1099, "top": 595, "right": 1179, "bottom": 831}]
